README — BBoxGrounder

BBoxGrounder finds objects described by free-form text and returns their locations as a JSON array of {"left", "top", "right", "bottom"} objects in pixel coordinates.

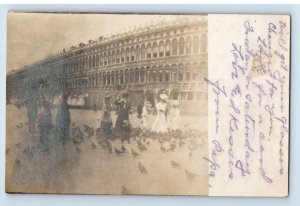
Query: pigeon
[
  {"left": 106, "top": 140, "right": 113, "bottom": 153},
  {"left": 138, "top": 162, "right": 148, "bottom": 174},
  {"left": 170, "top": 160, "right": 181, "bottom": 168},
  {"left": 15, "top": 142, "right": 21, "bottom": 149},
  {"left": 15, "top": 159, "right": 21, "bottom": 166},
  {"left": 184, "top": 169, "right": 199, "bottom": 179},
  {"left": 75, "top": 145, "right": 81, "bottom": 154},
  {"left": 121, "top": 145, "right": 126, "bottom": 152},
  {"left": 137, "top": 141, "right": 147, "bottom": 152},
  {"left": 121, "top": 186, "right": 131, "bottom": 195},
  {"left": 131, "top": 149, "right": 140, "bottom": 158},
  {"left": 179, "top": 139, "right": 186, "bottom": 148},
  {"left": 91, "top": 142, "right": 96, "bottom": 149},
  {"left": 115, "top": 148, "right": 123, "bottom": 155}
]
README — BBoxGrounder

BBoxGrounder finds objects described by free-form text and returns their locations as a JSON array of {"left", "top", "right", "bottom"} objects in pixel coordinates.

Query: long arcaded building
[{"left": 7, "top": 16, "right": 207, "bottom": 114}]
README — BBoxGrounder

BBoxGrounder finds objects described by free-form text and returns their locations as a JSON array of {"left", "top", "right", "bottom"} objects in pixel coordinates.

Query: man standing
[
  {"left": 56, "top": 94, "right": 71, "bottom": 144},
  {"left": 114, "top": 92, "right": 131, "bottom": 136}
]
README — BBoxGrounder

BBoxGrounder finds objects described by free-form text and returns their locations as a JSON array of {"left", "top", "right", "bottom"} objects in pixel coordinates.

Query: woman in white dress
[
  {"left": 151, "top": 93, "right": 168, "bottom": 133},
  {"left": 167, "top": 100, "right": 181, "bottom": 130}
]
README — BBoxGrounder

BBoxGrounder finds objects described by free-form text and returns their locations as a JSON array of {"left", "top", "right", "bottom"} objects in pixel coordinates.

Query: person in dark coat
[
  {"left": 25, "top": 80, "right": 39, "bottom": 134},
  {"left": 114, "top": 92, "right": 131, "bottom": 135},
  {"left": 38, "top": 97, "right": 52, "bottom": 145},
  {"left": 56, "top": 94, "right": 71, "bottom": 144}
]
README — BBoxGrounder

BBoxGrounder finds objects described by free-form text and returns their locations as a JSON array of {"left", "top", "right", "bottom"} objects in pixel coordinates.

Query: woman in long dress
[
  {"left": 168, "top": 100, "right": 181, "bottom": 131},
  {"left": 151, "top": 93, "right": 168, "bottom": 133}
]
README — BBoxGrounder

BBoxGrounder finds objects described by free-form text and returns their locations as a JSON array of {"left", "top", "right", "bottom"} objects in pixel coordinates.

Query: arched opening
[
  {"left": 153, "top": 42, "right": 158, "bottom": 58},
  {"left": 159, "top": 41, "right": 164, "bottom": 57},
  {"left": 186, "top": 36, "right": 192, "bottom": 54},
  {"left": 172, "top": 39, "right": 178, "bottom": 56},
  {"left": 179, "top": 37, "right": 185, "bottom": 55},
  {"left": 193, "top": 35, "right": 200, "bottom": 53},
  {"left": 165, "top": 40, "right": 171, "bottom": 57}
]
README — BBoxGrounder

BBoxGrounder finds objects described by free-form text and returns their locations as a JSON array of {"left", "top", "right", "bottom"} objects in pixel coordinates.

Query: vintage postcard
[{"left": 5, "top": 13, "right": 290, "bottom": 196}]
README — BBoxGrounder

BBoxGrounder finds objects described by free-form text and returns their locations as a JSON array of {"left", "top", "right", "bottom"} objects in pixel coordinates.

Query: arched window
[
  {"left": 165, "top": 40, "right": 171, "bottom": 57},
  {"left": 111, "top": 71, "right": 115, "bottom": 84},
  {"left": 135, "top": 68, "right": 139, "bottom": 82},
  {"left": 201, "top": 34, "right": 207, "bottom": 53},
  {"left": 193, "top": 36, "right": 200, "bottom": 53},
  {"left": 126, "top": 47, "right": 130, "bottom": 62},
  {"left": 130, "top": 69, "right": 134, "bottom": 83},
  {"left": 130, "top": 47, "right": 135, "bottom": 61},
  {"left": 158, "top": 66, "right": 164, "bottom": 82},
  {"left": 116, "top": 50, "right": 120, "bottom": 64},
  {"left": 185, "top": 63, "right": 191, "bottom": 81},
  {"left": 171, "top": 64, "right": 177, "bottom": 82},
  {"left": 120, "top": 70, "right": 124, "bottom": 84},
  {"left": 108, "top": 52, "right": 112, "bottom": 65},
  {"left": 159, "top": 41, "right": 164, "bottom": 57},
  {"left": 125, "top": 69, "right": 129, "bottom": 83},
  {"left": 140, "top": 68, "right": 145, "bottom": 82},
  {"left": 172, "top": 39, "right": 178, "bottom": 56},
  {"left": 121, "top": 48, "right": 125, "bottom": 63},
  {"left": 147, "top": 43, "right": 152, "bottom": 59},
  {"left": 178, "top": 64, "right": 184, "bottom": 81},
  {"left": 141, "top": 44, "right": 146, "bottom": 60},
  {"left": 112, "top": 51, "right": 115, "bottom": 64},
  {"left": 104, "top": 52, "right": 107, "bottom": 65},
  {"left": 96, "top": 73, "right": 99, "bottom": 85},
  {"left": 98, "top": 72, "right": 102, "bottom": 85},
  {"left": 186, "top": 36, "right": 192, "bottom": 54},
  {"left": 96, "top": 54, "right": 100, "bottom": 67},
  {"left": 107, "top": 71, "right": 111, "bottom": 85},
  {"left": 192, "top": 63, "right": 198, "bottom": 81},
  {"left": 179, "top": 37, "right": 185, "bottom": 55},
  {"left": 103, "top": 72, "right": 106, "bottom": 85},
  {"left": 153, "top": 42, "right": 158, "bottom": 58},
  {"left": 165, "top": 65, "right": 170, "bottom": 82},
  {"left": 100, "top": 54, "right": 103, "bottom": 66},
  {"left": 89, "top": 56, "right": 92, "bottom": 68},
  {"left": 152, "top": 67, "right": 157, "bottom": 82},
  {"left": 135, "top": 45, "right": 140, "bottom": 61}
]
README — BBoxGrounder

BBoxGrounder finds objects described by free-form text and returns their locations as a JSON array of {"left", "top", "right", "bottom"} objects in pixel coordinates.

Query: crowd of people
[{"left": 23, "top": 90, "right": 181, "bottom": 146}]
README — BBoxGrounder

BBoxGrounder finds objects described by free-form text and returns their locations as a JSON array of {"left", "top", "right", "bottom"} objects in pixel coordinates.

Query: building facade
[{"left": 7, "top": 16, "right": 207, "bottom": 115}]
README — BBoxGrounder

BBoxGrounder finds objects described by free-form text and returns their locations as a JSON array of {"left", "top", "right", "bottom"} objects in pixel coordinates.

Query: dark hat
[
  {"left": 105, "top": 95, "right": 111, "bottom": 100},
  {"left": 122, "top": 92, "right": 129, "bottom": 98}
]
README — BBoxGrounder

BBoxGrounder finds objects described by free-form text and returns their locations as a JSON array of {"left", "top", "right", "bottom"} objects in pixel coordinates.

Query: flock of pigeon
[{"left": 14, "top": 121, "right": 205, "bottom": 194}]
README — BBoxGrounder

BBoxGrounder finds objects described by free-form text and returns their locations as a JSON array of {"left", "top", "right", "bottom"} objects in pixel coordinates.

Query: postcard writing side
[{"left": 206, "top": 14, "right": 290, "bottom": 197}]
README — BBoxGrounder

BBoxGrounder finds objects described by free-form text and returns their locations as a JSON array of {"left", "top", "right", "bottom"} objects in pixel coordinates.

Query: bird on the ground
[
  {"left": 121, "top": 145, "right": 126, "bottom": 152},
  {"left": 131, "top": 149, "right": 140, "bottom": 158},
  {"left": 184, "top": 169, "right": 199, "bottom": 179},
  {"left": 179, "top": 139, "right": 186, "bottom": 148},
  {"left": 121, "top": 186, "right": 131, "bottom": 195},
  {"left": 137, "top": 141, "right": 147, "bottom": 152},
  {"left": 138, "top": 162, "right": 148, "bottom": 174},
  {"left": 106, "top": 140, "right": 113, "bottom": 153},
  {"left": 15, "top": 142, "right": 21, "bottom": 149},
  {"left": 91, "top": 142, "right": 96, "bottom": 149},
  {"left": 75, "top": 145, "right": 81, "bottom": 154},
  {"left": 115, "top": 148, "right": 123, "bottom": 155},
  {"left": 170, "top": 160, "right": 181, "bottom": 168}
]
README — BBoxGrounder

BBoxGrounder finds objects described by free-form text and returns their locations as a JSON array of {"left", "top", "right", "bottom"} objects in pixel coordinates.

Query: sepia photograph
[{"left": 6, "top": 13, "right": 208, "bottom": 195}]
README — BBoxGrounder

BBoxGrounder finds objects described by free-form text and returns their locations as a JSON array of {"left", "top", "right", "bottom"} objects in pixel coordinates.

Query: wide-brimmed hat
[
  {"left": 171, "top": 100, "right": 180, "bottom": 107},
  {"left": 104, "top": 95, "right": 111, "bottom": 100},
  {"left": 159, "top": 93, "right": 168, "bottom": 101}
]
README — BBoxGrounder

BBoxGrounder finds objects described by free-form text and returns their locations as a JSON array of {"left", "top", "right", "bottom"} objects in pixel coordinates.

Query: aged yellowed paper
[{"left": 5, "top": 13, "right": 289, "bottom": 196}]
